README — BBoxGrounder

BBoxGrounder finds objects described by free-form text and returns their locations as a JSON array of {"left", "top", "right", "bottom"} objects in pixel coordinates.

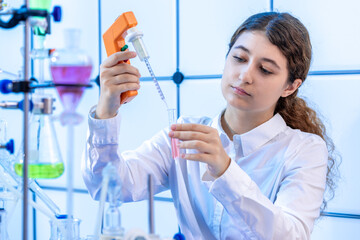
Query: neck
[{"left": 222, "top": 105, "right": 275, "bottom": 139}]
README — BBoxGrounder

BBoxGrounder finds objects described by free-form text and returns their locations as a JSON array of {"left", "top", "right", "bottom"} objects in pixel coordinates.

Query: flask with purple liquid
[{"left": 50, "top": 29, "right": 92, "bottom": 125}]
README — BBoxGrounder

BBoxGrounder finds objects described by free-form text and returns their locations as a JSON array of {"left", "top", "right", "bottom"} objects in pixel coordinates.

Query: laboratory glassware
[
  {"left": 51, "top": 28, "right": 92, "bottom": 239},
  {"left": 99, "top": 163, "right": 124, "bottom": 240},
  {"left": 0, "top": 120, "right": 61, "bottom": 236},
  {"left": 0, "top": 119, "right": 17, "bottom": 223},
  {"left": 49, "top": 215, "right": 81, "bottom": 240},
  {"left": 0, "top": 115, "right": 61, "bottom": 212},
  {"left": 168, "top": 109, "right": 180, "bottom": 159},
  {"left": 0, "top": 209, "right": 9, "bottom": 240},
  {"left": 14, "top": 94, "right": 64, "bottom": 179},
  {"left": 50, "top": 28, "right": 92, "bottom": 125},
  {"left": 29, "top": 0, "right": 52, "bottom": 36}
]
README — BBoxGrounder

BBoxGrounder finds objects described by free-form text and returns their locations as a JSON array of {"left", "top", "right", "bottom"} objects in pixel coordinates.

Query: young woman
[{"left": 83, "top": 12, "right": 338, "bottom": 240}]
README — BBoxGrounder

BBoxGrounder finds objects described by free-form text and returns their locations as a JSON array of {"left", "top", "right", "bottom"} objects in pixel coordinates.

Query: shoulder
[
  {"left": 282, "top": 127, "right": 328, "bottom": 167},
  {"left": 285, "top": 127, "right": 326, "bottom": 149}
]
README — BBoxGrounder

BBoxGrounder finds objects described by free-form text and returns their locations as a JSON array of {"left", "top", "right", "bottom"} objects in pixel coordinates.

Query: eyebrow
[{"left": 233, "top": 45, "right": 281, "bottom": 70}]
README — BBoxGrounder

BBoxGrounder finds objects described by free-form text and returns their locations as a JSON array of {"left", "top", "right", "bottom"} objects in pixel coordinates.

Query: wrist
[
  {"left": 208, "top": 157, "right": 231, "bottom": 178},
  {"left": 95, "top": 107, "right": 118, "bottom": 119}
]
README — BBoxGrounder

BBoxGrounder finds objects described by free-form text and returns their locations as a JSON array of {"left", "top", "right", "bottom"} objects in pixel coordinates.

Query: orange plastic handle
[{"left": 103, "top": 11, "right": 138, "bottom": 104}]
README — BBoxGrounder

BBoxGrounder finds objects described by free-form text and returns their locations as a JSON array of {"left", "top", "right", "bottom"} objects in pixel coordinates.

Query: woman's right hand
[{"left": 95, "top": 51, "right": 141, "bottom": 119}]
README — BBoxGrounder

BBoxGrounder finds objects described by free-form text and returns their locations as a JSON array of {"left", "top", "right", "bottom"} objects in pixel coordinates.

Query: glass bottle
[{"left": 50, "top": 28, "right": 92, "bottom": 125}]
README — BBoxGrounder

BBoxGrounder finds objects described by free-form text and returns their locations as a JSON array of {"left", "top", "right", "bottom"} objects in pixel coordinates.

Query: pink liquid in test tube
[
  {"left": 168, "top": 108, "right": 180, "bottom": 159},
  {"left": 171, "top": 138, "right": 180, "bottom": 159}
]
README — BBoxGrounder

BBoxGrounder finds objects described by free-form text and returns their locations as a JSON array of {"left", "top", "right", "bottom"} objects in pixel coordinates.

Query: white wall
[{"left": 0, "top": 0, "right": 359, "bottom": 239}]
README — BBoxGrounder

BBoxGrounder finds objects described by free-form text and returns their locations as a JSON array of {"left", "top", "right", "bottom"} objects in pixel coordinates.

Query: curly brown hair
[{"left": 227, "top": 12, "right": 340, "bottom": 212}]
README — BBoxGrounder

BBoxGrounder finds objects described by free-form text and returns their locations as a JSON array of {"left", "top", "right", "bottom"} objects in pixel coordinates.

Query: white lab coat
[{"left": 82, "top": 106, "right": 327, "bottom": 240}]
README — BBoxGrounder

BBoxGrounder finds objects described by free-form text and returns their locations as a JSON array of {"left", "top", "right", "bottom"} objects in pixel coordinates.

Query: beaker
[
  {"left": 50, "top": 28, "right": 92, "bottom": 125},
  {"left": 14, "top": 94, "right": 64, "bottom": 179},
  {"left": 49, "top": 215, "right": 81, "bottom": 240},
  {"left": 168, "top": 109, "right": 180, "bottom": 159}
]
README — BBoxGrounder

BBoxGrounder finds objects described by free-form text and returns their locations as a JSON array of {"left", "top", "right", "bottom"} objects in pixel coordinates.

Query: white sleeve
[
  {"left": 81, "top": 106, "right": 172, "bottom": 202},
  {"left": 206, "top": 140, "right": 328, "bottom": 240}
]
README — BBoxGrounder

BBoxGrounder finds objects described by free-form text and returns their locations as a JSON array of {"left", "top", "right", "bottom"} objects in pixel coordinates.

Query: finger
[
  {"left": 178, "top": 140, "right": 209, "bottom": 152},
  {"left": 102, "top": 74, "right": 140, "bottom": 86},
  {"left": 170, "top": 131, "right": 208, "bottom": 142},
  {"left": 171, "top": 123, "right": 213, "bottom": 134},
  {"left": 104, "top": 63, "right": 141, "bottom": 78},
  {"left": 180, "top": 152, "right": 212, "bottom": 164},
  {"left": 102, "top": 51, "right": 137, "bottom": 68},
  {"left": 104, "top": 82, "right": 140, "bottom": 95}
]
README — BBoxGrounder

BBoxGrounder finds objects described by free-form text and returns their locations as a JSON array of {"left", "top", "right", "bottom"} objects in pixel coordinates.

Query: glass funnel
[
  {"left": 14, "top": 94, "right": 64, "bottom": 179},
  {"left": 50, "top": 29, "right": 92, "bottom": 125}
]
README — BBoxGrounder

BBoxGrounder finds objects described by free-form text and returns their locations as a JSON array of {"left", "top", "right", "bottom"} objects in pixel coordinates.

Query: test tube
[{"left": 168, "top": 109, "right": 180, "bottom": 159}]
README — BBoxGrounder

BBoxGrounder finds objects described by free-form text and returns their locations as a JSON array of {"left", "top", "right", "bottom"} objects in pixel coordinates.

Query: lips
[{"left": 231, "top": 86, "right": 251, "bottom": 96}]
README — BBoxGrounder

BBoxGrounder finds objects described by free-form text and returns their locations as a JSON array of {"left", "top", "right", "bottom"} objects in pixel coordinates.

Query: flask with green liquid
[{"left": 14, "top": 95, "right": 64, "bottom": 179}]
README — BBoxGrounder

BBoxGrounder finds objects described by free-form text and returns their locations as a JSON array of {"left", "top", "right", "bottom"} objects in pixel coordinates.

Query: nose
[{"left": 238, "top": 63, "right": 254, "bottom": 84}]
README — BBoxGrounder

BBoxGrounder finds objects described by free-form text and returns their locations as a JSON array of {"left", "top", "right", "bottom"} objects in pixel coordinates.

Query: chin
[{"left": 227, "top": 98, "right": 252, "bottom": 111}]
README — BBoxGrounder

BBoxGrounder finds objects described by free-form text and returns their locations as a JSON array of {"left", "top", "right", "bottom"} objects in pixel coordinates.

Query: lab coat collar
[{"left": 212, "top": 111, "right": 287, "bottom": 157}]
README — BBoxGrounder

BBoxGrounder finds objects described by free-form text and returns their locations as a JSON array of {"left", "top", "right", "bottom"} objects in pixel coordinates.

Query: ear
[{"left": 281, "top": 79, "right": 302, "bottom": 97}]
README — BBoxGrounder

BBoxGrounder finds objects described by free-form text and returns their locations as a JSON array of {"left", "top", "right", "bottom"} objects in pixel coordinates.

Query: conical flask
[
  {"left": 14, "top": 94, "right": 64, "bottom": 179},
  {"left": 50, "top": 28, "right": 92, "bottom": 125}
]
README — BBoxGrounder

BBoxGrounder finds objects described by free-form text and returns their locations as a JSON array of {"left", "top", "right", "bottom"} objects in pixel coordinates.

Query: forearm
[
  {"left": 82, "top": 107, "right": 171, "bottom": 201},
  {"left": 220, "top": 180, "right": 310, "bottom": 240},
  {"left": 207, "top": 160, "right": 325, "bottom": 240}
]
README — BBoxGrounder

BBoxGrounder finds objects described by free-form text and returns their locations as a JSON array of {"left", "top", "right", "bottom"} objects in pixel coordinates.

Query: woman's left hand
[{"left": 169, "top": 123, "right": 231, "bottom": 178}]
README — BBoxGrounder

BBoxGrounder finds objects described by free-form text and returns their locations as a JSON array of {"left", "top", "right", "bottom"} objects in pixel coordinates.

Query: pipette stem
[{"left": 143, "top": 58, "right": 169, "bottom": 109}]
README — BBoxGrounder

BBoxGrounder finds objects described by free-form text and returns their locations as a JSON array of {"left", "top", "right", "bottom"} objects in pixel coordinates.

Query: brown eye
[
  {"left": 260, "top": 66, "right": 272, "bottom": 75},
  {"left": 233, "top": 56, "right": 245, "bottom": 62}
]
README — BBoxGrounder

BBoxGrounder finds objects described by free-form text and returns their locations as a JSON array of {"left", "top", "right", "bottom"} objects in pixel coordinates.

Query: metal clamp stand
[{"left": 0, "top": 2, "right": 61, "bottom": 239}]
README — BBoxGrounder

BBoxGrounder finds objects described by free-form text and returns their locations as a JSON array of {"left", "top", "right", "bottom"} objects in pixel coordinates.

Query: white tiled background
[{"left": 0, "top": 0, "right": 359, "bottom": 239}]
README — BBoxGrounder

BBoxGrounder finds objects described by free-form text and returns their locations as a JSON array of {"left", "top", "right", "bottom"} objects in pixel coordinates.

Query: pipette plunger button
[{"left": 120, "top": 45, "right": 128, "bottom": 51}]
